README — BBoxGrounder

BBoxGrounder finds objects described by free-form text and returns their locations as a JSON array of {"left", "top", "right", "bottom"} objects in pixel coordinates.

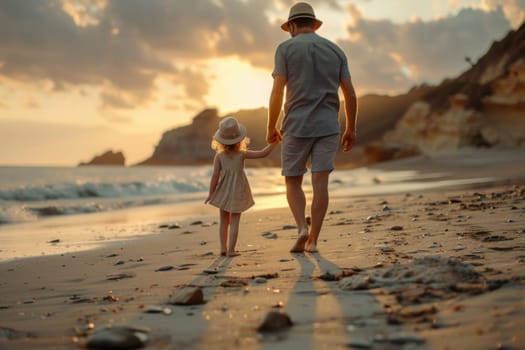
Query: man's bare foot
[
  {"left": 290, "top": 232, "right": 308, "bottom": 253},
  {"left": 227, "top": 251, "right": 240, "bottom": 257},
  {"left": 305, "top": 241, "right": 318, "bottom": 253}
]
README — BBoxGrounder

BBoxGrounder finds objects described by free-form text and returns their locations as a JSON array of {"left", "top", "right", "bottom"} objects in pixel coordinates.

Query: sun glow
[{"left": 205, "top": 57, "right": 272, "bottom": 114}]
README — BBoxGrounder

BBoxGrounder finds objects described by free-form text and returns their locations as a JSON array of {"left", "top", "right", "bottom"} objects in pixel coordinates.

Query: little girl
[{"left": 205, "top": 116, "right": 278, "bottom": 257}]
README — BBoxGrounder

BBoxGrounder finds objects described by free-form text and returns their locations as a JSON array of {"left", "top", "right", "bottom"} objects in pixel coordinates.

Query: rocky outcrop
[
  {"left": 79, "top": 150, "right": 125, "bottom": 166},
  {"left": 138, "top": 109, "right": 220, "bottom": 166},
  {"left": 367, "top": 21, "right": 525, "bottom": 163}
]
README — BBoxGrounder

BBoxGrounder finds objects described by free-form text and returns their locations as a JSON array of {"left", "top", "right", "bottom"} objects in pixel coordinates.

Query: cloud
[
  {"left": 0, "top": 1, "right": 173, "bottom": 111},
  {"left": 482, "top": 0, "right": 525, "bottom": 28},
  {"left": 0, "top": 0, "right": 521, "bottom": 117},
  {"left": 338, "top": 5, "right": 513, "bottom": 94}
]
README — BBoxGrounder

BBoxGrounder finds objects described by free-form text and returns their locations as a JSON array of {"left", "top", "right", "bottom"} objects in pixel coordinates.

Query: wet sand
[{"left": 0, "top": 150, "right": 524, "bottom": 350}]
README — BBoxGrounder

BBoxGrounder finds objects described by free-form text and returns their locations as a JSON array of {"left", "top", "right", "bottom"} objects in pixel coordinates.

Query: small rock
[
  {"left": 106, "top": 273, "right": 135, "bottom": 281},
  {"left": 254, "top": 277, "right": 267, "bottom": 284},
  {"left": 257, "top": 311, "right": 293, "bottom": 333},
  {"left": 143, "top": 305, "right": 172, "bottom": 315},
  {"left": 169, "top": 287, "right": 204, "bottom": 306},
  {"left": 155, "top": 265, "right": 174, "bottom": 272},
  {"left": 348, "top": 338, "right": 373, "bottom": 349},
  {"left": 47, "top": 239, "right": 60, "bottom": 244},
  {"left": 388, "top": 332, "right": 425, "bottom": 345},
  {"left": 85, "top": 325, "right": 149, "bottom": 349},
  {"left": 390, "top": 225, "right": 403, "bottom": 231}
]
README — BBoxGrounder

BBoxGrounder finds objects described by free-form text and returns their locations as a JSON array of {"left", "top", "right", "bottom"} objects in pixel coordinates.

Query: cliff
[{"left": 367, "top": 21, "right": 525, "bottom": 162}]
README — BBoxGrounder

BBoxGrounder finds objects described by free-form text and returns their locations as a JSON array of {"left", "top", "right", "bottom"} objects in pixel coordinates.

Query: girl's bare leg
[
  {"left": 219, "top": 209, "right": 230, "bottom": 256},
  {"left": 227, "top": 213, "right": 241, "bottom": 256}
]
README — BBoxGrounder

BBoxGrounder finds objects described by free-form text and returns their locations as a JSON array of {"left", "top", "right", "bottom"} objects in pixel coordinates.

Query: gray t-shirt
[{"left": 273, "top": 32, "right": 351, "bottom": 137}]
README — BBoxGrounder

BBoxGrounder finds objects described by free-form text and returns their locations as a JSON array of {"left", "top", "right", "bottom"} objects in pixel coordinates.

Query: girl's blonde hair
[{"left": 211, "top": 137, "right": 250, "bottom": 153}]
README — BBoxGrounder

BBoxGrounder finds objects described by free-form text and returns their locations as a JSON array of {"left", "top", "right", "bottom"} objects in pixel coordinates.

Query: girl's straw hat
[
  {"left": 214, "top": 117, "right": 247, "bottom": 145},
  {"left": 281, "top": 2, "right": 323, "bottom": 32}
]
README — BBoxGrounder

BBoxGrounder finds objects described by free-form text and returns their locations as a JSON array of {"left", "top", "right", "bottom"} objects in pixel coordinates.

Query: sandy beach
[{"left": 1, "top": 150, "right": 524, "bottom": 350}]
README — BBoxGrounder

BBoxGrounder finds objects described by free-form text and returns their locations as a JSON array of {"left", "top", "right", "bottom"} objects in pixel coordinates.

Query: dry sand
[{"left": 0, "top": 150, "right": 524, "bottom": 350}]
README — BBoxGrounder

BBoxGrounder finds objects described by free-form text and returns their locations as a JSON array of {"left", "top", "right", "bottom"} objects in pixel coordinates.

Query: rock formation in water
[{"left": 79, "top": 150, "right": 125, "bottom": 166}]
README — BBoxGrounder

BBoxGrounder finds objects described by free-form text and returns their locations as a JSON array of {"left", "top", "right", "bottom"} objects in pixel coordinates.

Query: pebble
[
  {"left": 169, "top": 287, "right": 204, "bottom": 306},
  {"left": 85, "top": 325, "right": 149, "bottom": 349},
  {"left": 254, "top": 277, "right": 267, "bottom": 284},
  {"left": 203, "top": 267, "right": 218, "bottom": 274},
  {"left": 348, "top": 338, "right": 373, "bottom": 349},
  {"left": 106, "top": 273, "right": 135, "bottom": 281},
  {"left": 155, "top": 265, "right": 174, "bottom": 272},
  {"left": 257, "top": 311, "right": 293, "bottom": 333},
  {"left": 143, "top": 305, "right": 172, "bottom": 315},
  {"left": 388, "top": 332, "right": 425, "bottom": 345}
]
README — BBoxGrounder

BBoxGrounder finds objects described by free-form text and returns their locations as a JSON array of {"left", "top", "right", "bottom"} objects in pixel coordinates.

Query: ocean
[{"left": 0, "top": 163, "right": 497, "bottom": 261}]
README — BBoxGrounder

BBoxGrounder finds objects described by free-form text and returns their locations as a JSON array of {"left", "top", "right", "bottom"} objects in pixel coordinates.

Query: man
[{"left": 266, "top": 2, "right": 358, "bottom": 253}]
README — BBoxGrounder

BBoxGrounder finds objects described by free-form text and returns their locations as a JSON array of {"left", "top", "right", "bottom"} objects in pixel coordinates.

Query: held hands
[{"left": 266, "top": 127, "right": 282, "bottom": 144}]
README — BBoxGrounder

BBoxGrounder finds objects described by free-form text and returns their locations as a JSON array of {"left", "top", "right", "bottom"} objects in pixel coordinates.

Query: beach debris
[
  {"left": 203, "top": 267, "right": 219, "bottom": 274},
  {"left": 105, "top": 253, "right": 119, "bottom": 258},
  {"left": 47, "top": 239, "right": 60, "bottom": 244},
  {"left": 252, "top": 272, "right": 279, "bottom": 280},
  {"left": 254, "top": 277, "right": 267, "bottom": 284},
  {"left": 103, "top": 294, "right": 119, "bottom": 302},
  {"left": 155, "top": 264, "right": 194, "bottom": 271},
  {"left": 282, "top": 224, "right": 297, "bottom": 230},
  {"left": 143, "top": 305, "right": 172, "bottom": 315},
  {"left": 318, "top": 269, "right": 357, "bottom": 281},
  {"left": 85, "top": 325, "right": 149, "bottom": 349},
  {"left": 114, "top": 260, "right": 125, "bottom": 265},
  {"left": 0, "top": 326, "right": 35, "bottom": 340},
  {"left": 262, "top": 231, "right": 278, "bottom": 239},
  {"left": 390, "top": 225, "right": 403, "bottom": 231},
  {"left": 190, "top": 220, "right": 203, "bottom": 225},
  {"left": 70, "top": 295, "right": 97, "bottom": 304},
  {"left": 257, "top": 311, "right": 293, "bottom": 333},
  {"left": 220, "top": 279, "right": 248, "bottom": 288},
  {"left": 106, "top": 272, "right": 135, "bottom": 281},
  {"left": 387, "top": 332, "right": 425, "bottom": 345},
  {"left": 155, "top": 265, "right": 174, "bottom": 272},
  {"left": 169, "top": 286, "right": 205, "bottom": 305},
  {"left": 169, "top": 224, "right": 181, "bottom": 229},
  {"left": 348, "top": 337, "right": 373, "bottom": 349}
]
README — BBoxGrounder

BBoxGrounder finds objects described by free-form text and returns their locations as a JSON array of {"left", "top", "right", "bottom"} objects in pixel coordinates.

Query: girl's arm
[
  {"left": 245, "top": 142, "right": 278, "bottom": 160},
  {"left": 205, "top": 154, "right": 221, "bottom": 204}
]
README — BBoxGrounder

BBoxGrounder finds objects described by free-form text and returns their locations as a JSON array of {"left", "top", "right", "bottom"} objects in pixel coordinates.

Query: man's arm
[
  {"left": 267, "top": 75, "right": 286, "bottom": 143},
  {"left": 340, "top": 76, "right": 358, "bottom": 152}
]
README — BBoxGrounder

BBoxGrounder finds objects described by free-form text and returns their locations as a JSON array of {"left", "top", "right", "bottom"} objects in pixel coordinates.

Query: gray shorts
[{"left": 281, "top": 133, "right": 340, "bottom": 176}]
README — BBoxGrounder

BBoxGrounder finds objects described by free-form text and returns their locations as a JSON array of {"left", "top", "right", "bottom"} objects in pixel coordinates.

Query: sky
[{"left": 0, "top": 0, "right": 524, "bottom": 166}]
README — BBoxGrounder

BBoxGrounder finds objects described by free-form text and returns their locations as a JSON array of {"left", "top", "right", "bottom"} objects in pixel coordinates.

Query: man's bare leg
[
  {"left": 305, "top": 171, "right": 330, "bottom": 253},
  {"left": 286, "top": 175, "right": 309, "bottom": 252}
]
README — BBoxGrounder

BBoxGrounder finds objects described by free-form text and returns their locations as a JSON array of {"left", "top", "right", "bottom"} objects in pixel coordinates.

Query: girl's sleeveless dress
[{"left": 208, "top": 151, "right": 255, "bottom": 213}]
